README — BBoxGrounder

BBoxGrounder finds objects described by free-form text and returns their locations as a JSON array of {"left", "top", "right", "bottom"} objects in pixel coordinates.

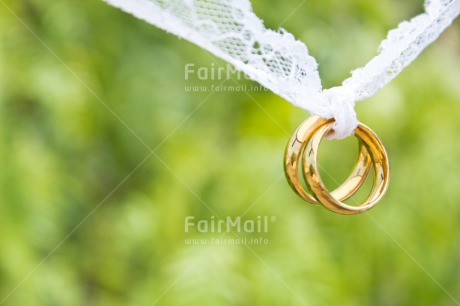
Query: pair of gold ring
[{"left": 284, "top": 116, "right": 390, "bottom": 215}]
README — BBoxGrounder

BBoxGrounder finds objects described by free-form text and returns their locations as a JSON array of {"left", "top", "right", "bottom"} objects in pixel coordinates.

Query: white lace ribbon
[{"left": 105, "top": 0, "right": 460, "bottom": 139}]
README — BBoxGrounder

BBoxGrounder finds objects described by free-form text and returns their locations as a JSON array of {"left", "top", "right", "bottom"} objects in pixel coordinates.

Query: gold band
[
  {"left": 284, "top": 116, "right": 372, "bottom": 204},
  {"left": 284, "top": 116, "right": 390, "bottom": 215}
]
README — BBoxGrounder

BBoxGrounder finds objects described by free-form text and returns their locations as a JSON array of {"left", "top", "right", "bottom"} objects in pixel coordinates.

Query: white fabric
[{"left": 104, "top": 0, "right": 460, "bottom": 139}]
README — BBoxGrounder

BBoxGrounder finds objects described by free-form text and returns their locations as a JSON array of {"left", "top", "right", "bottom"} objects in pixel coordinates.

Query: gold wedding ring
[
  {"left": 284, "top": 116, "right": 390, "bottom": 215},
  {"left": 284, "top": 116, "right": 372, "bottom": 204}
]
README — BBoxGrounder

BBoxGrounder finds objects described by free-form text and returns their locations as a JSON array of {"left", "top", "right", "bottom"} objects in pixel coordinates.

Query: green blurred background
[{"left": 0, "top": 0, "right": 459, "bottom": 305}]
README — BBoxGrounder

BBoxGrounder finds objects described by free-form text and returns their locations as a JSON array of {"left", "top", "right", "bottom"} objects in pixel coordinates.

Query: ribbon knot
[{"left": 321, "top": 87, "right": 358, "bottom": 140}]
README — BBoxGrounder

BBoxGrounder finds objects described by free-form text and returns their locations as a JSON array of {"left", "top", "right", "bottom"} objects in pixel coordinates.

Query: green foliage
[{"left": 0, "top": 0, "right": 459, "bottom": 305}]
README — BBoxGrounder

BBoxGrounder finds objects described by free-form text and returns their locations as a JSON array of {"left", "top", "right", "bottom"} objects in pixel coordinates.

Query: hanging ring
[
  {"left": 284, "top": 116, "right": 390, "bottom": 214},
  {"left": 284, "top": 116, "right": 372, "bottom": 204},
  {"left": 302, "top": 118, "right": 390, "bottom": 215}
]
